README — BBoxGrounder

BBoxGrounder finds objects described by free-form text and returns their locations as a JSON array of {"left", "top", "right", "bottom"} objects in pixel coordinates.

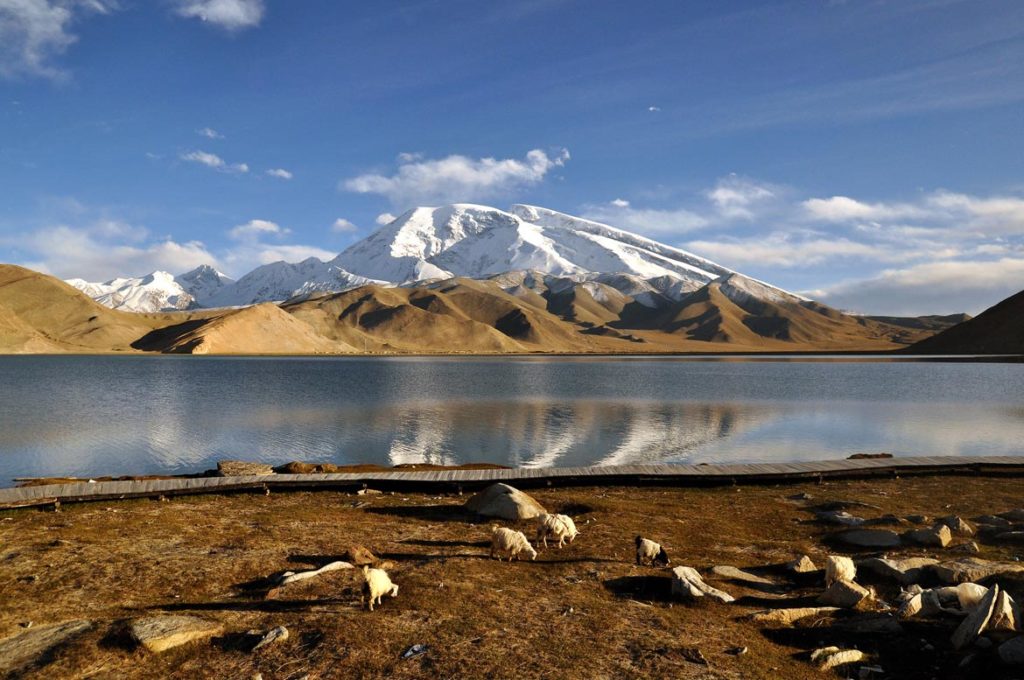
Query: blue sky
[{"left": 1, "top": 0, "right": 1022, "bottom": 315}]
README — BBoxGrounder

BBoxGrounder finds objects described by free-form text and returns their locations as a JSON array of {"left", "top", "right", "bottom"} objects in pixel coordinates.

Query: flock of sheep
[{"left": 360, "top": 511, "right": 671, "bottom": 611}]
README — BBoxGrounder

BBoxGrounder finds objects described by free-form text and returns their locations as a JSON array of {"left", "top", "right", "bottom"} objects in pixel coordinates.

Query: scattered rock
[
  {"left": 726, "top": 646, "right": 748, "bottom": 655},
  {"left": 216, "top": 460, "right": 275, "bottom": 477},
  {"left": 0, "top": 620, "right": 92, "bottom": 676},
  {"left": 680, "top": 647, "right": 708, "bottom": 665},
  {"left": 344, "top": 545, "right": 378, "bottom": 567},
  {"left": 464, "top": 483, "right": 546, "bottom": 520},
  {"left": 129, "top": 615, "right": 224, "bottom": 653},
  {"left": 787, "top": 555, "right": 818, "bottom": 574},
  {"left": 787, "top": 492, "right": 813, "bottom": 501},
  {"left": 751, "top": 607, "right": 839, "bottom": 625},
  {"left": 903, "top": 524, "right": 952, "bottom": 548},
  {"left": 936, "top": 516, "right": 975, "bottom": 536},
  {"left": 952, "top": 541, "right": 981, "bottom": 554},
  {"left": 815, "top": 510, "right": 865, "bottom": 526},
  {"left": 810, "top": 646, "right": 866, "bottom": 670},
  {"left": 951, "top": 584, "right": 999, "bottom": 650},
  {"left": 928, "top": 558, "right": 1024, "bottom": 584},
  {"left": 818, "top": 579, "right": 871, "bottom": 608},
  {"left": 711, "top": 565, "right": 776, "bottom": 586},
  {"left": 994, "top": 531, "right": 1024, "bottom": 544},
  {"left": 401, "top": 643, "right": 429, "bottom": 659},
  {"left": 1000, "top": 509, "right": 1024, "bottom": 522},
  {"left": 276, "top": 560, "right": 353, "bottom": 586},
  {"left": 998, "top": 635, "right": 1024, "bottom": 665},
  {"left": 357, "top": 488, "right": 383, "bottom": 496},
  {"left": 670, "top": 566, "right": 735, "bottom": 603},
  {"left": 988, "top": 589, "right": 1021, "bottom": 634},
  {"left": 859, "top": 557, "right": 939, "bottom": 585},
  {"left": 905, "top": 515, "right": 929, "bottom": 524},
  {"left": 252, "top": 626, "right": 288, "bottom": 651},
  {"left": 974, "top": 515, "right": 1012, "bottom": 530},
  {"left": 834, "top": 529, "right": 901, "bottom": 548}
]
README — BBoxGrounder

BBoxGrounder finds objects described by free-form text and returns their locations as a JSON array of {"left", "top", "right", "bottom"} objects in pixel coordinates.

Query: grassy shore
[{"left": 2, "top": 475, "right": 1024, "bottom": 679}]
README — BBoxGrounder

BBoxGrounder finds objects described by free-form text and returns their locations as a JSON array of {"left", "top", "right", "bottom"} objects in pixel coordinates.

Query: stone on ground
[
  {"left": 344, "top": 545, "right": 377, "bottom": 567},
  {"left": 0, "top": 620, "right": 92, "bottom": 676},
  {"left": 999, "top": 636, "right": 1024, "bottom": 665},
  {"left": 217, "top": 460, "right": 275, "bottom": 476},
  {"left": 929, "top": 558, "right": 1024, "bottom": 584},
  {"left": 815, "top": 510, "right": 865, "bottom": 526},
  {"left": 818, "top": 579, "right": 871, "bottom": 608},
  {"left": 751, "top": 607, "right": 838, "bottom": 625},
  {"left": 988, "top": 590, "right": 1021, "bottom": 634},
  {"left": 670, "top": 566, "right": 735, "bottom": 603},
  {"left": 252, "top": 626, "right": 288, "bottom": 651},
  {"left": 834, "top": 529, "right": 901, "bottom": 548},
  {"left": 936, "top": 516, "right": 975, "bottom": 536},
  {"left": 787, "top": 554, "right": 818, "bottom": 574},
  {"left": 810, "top": 646, "right": 866, "bottom": 670},
  {"left": 1000, "top": 509, "right": 1024, "bottom": 522},
  {"left": 951, "top": 585, "right": 999, "bottom": 650},
  {"left": 129, "top": 615, "right": 224, "bottom": 653},
  {"left": 859, "top": 557, "right": 939, "bottom": 585},
  {"left": 710, "top": 565, "right": 775, "bottom": 585},
  {"left": 903, "top": 524, "right": 952, "bottom": 548},
  {"left": 464, "top": 483, "right": 546, "bottom": 520}
]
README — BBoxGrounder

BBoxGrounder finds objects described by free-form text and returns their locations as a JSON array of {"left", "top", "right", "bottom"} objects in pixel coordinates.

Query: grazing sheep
[
  {"left": 825, "top": 556, "right": 857, "bottom": 587},
  {"left": 536, "top": 513, "right": 580, "bottom": 549},
  {"left": 490, "top": 526, "right": 537, "bottom": 562},
  {"left": 635, "top": 536, "right": 670, "bottom": 567},
  {"left": 361, "top": 565, "right": 398, "bottom": 611}
]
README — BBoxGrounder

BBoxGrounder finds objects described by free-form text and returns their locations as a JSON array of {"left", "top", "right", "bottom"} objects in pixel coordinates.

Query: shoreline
[{"left": 5, "top": 455, "right": 1024, "bottom": 509}]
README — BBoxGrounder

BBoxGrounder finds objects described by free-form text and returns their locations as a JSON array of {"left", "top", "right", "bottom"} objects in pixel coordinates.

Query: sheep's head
[{"left": 527, "top": 546, "right": 537, "bottom": 561}]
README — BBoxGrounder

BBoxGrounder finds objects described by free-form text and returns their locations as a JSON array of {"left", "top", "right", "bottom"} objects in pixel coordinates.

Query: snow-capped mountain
[
  {"left": 177, "top": 265, "right": 234, "bottom": 302},
  {"left": 332, "top": 203, "right": 735, "bottom": 291},
  {"left": 66, "top": 271, "right": 195, "bottom": 313},
  {"left": 67, "top": 203, "right": 799, "bottom": 312},
  {"left": 204, "top": 257, "right": 380, "bottom": 307}
]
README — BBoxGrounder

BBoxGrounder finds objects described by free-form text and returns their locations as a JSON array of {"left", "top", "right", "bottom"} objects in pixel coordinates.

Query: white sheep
[
  {"left": 535, "top": 513, "right": 579, "bottom": 549},
  {"left": 361, "top": 565, "right": 398, "bottom": 611},
  {"left": 825, "top": 556, "right": 856, "bottom": 587},
  {"left": 635, "top": 536, "right": 670, "bottom": 566},
  {"left": 490, "top": 526, "right": 537, "bottom": 562}
]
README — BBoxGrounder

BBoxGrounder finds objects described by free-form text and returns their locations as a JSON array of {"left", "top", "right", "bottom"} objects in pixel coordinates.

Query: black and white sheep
[{"left": 635, "top": 536, "right": 670, "bottom": 566}]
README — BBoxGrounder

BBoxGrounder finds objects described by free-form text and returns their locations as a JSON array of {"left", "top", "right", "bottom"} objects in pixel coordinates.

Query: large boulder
[
  {"left": 0, "top": 620, "right": 92, "bottom": 677},
  {"left": 671, "top": 567, "right": 735, "bottom": 603},
  {"left": 833, "top": 529, "right": 901, "bottom": 548},
  {"left": 951, "top": 585, "right": 999, "bottom": 650},
  {"left": 859, "top": 557, "right": 939, "bottom": 585},
  {"left": 928, "top": 558, "right": 1024, "bottom": 585},
  {"left": 129, "top": 615, "right": 224, "bottom": 653},
  {"left": 464, "top": 483, "right": 546, "bottom": 520},
  {"left": 903, "top": 525, "right": 952, "bottom": 548},
  {"left": 818, "top": 580, "right": 871, "bottom": 608}
]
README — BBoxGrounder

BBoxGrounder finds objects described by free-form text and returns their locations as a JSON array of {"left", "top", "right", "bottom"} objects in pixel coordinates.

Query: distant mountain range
[{"left": 66, "top": 204, "right": 782, "bottom": 312}]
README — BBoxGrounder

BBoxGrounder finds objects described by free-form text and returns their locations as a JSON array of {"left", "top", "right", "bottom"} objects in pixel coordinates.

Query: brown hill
[
  {"left": 0, "top": 264, "right": 160, "bottom": 352},
  {"left": 132, "top": 303, "right": 352, "bottom": 354},
  {"left": 908, "top": 289, "right": 1024, "bottom": 355}
]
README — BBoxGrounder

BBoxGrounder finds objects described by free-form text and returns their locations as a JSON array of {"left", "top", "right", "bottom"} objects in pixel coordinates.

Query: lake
[{"left": 0, "top": 355, "right": 1022, "bottom": 483}]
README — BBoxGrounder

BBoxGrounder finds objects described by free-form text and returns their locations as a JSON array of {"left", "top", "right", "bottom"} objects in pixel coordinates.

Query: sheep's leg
[{"left": 390, "top": 584, "right": 399, "bottom": 598}]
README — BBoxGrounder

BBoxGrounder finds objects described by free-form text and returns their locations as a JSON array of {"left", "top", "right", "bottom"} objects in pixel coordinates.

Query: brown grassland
[{"left": 2, "top": 475, "right": 1024, "bottom": 679}]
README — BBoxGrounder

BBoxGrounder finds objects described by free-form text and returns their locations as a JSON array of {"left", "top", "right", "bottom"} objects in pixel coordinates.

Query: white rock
[
  {"left": 951, "top": 585, "right": 999, "bottom": 650},
  {"left": 671, "top": 566, "right": 735, "bottom": 603}
]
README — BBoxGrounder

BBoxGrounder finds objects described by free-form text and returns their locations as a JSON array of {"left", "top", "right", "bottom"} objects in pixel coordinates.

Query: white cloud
[
  {"left": 172, "top": 0, "right": 264, "bottom": 31},
  {"left": 16, "top": 222, "right": 216, "bottom": 280},
  {"left": 375, "top": 212, "right": 397, "bottom": 225},
  {"left": 397, "top": 152, "right": 423, "bottom": 163},
  {"left": 265, "top": 168, "right": 293, "bottom": 180},
  {"left": 0, "top": 0, "right": 116, "bottom": 80},
  {"left": 707, "top": 175, "right": 776, "bottom": 220},
  {"left": 647, "top": 105, "right": 661, "bottom": 112},
  {"left": 686, "top": 233, "right": 891, "bottom": 267},
  {"left": 581, "top": 200, "right": 707, "bottom": 235},
  {"left": 815, "top": 257, "right": 1024, "bottom": 316},
  {"left": 342, "top": 148, "right": 570, "bottom": 207},
  {"left": 197, "top": 127, "right": 223, "bottom": 139},
  {"left": 229, "top": 218, "right": 287, "bottom": 240},
  {"left": 180, "top": 150, "right": 248, "bottom": 174},
  {"left": 332, "top": 218, "right": 357, "bottom": 233},
  {"left": 802, "top": 195, "right": 929, "bottom": 223}
]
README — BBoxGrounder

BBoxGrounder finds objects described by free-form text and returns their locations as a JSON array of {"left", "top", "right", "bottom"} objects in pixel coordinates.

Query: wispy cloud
[
  {"left": 580, "top": 200, "right": 707, "bottom": 235},
  {"left": 197, "top": 127, "right": 223, "bottom": 139},
  {"left": 180, "top": 149, "right": 249, "bottom": 174},
  {"left": 265, "top": 168, "right": 293, "bottom": 180},
  {"left": 0, "top": 0, "right": 117, "bottom": 80},
  {"left": 706, "top": 175, "right": 777, "bottom": 220},
  {"left": 228, "top": 218, "right": 286, "bottom": 240},
  {"left": 342, "top": 148, "right": 570, "bottom": 207},
  {"left": 172, "top": 0, "right": 265, "bottom": 31},
  {"left": 331, "top": 218, "right": 357, "bottom": 233},
  {"left": 375, "top": 212, "right": 396, "bottom": 226}
]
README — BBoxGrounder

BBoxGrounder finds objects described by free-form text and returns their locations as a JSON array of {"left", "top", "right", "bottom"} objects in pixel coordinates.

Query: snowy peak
[
  {"left": 66, "top": 270, "right": 196, "bottom": 313},
  {"left": 205, "top": 258, "right": 382, "bottom": 308},
  {"left": 177, "top": 265, "right": 234, "bottom": 302}
]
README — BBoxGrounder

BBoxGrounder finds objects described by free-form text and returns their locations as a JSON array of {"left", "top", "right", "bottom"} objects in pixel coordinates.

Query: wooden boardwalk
[{"left": 1, "top": 456, "right": 1023, "bottom": 509}]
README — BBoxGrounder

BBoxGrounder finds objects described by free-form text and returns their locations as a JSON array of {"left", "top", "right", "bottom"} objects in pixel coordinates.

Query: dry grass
[{"left": 2, "top": 476, "right": 1023, "bottom": 679}]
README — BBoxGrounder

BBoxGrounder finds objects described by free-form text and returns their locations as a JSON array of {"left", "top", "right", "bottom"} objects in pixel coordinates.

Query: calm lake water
[{"left": 0, "top": 356, "right": 1022, "bottom": 482}]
